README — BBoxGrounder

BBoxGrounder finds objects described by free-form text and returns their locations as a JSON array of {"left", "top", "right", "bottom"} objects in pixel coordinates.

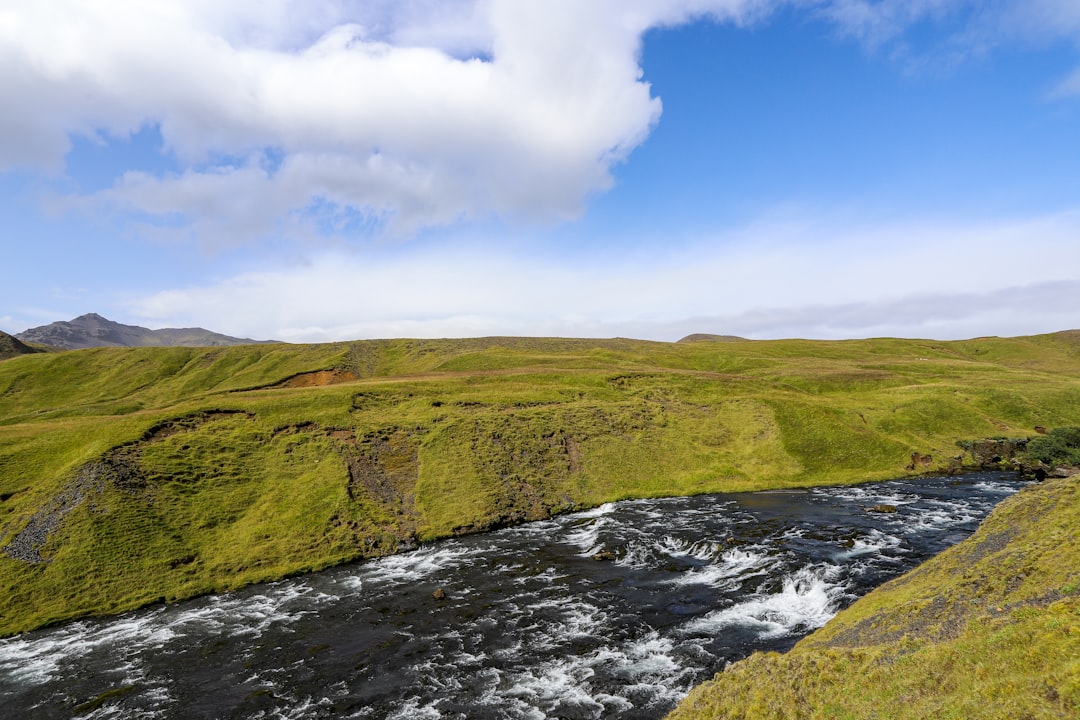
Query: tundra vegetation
[{"left": 1, "top": 331, "right": 1080, "bottom": 647}]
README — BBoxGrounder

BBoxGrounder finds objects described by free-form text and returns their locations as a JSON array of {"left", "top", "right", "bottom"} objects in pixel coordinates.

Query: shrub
[{"left": 1025, "top": 427, "right": 1080, "bottom": 466}]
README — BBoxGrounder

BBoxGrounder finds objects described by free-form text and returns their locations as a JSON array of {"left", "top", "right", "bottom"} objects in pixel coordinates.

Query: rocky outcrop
[
  {"left": 964, "top": 438, "right": 1027, "bottom": 468},
  {"left": 956, "top": 432, "right": 1080, "bottom": 479}
]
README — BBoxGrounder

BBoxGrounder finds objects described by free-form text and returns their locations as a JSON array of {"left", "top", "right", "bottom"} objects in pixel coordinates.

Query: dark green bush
[{"left": 1024, "top": 427, "right": 1080, "bottom": 466}]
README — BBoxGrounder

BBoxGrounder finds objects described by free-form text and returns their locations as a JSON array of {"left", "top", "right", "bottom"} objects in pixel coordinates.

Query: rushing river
[{"left": 0, "top": 471, "right": 1026, "bottom": 719}]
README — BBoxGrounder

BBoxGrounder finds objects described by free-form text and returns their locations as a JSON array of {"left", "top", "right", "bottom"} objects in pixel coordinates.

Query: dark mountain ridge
[
  {"left": 0, "top": 330, "right": 44, "bottom": 360},
  {"left": 16, "top": 313, "right": 274, "bottom": 350}
]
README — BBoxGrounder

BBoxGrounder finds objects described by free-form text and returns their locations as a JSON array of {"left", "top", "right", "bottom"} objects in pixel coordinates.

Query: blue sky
[{"left": 2, "top": 0, "right": 1080, "bottom": 342}]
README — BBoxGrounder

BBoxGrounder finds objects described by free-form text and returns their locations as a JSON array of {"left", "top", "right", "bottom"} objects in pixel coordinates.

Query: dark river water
[{"left": 0, "top": 472, "right": 1026, "bottom": 719}]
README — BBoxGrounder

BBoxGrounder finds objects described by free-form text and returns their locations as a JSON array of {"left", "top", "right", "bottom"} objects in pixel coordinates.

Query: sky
[{"left": 2, "top": 0, "right": 1080, "bottom": 343}]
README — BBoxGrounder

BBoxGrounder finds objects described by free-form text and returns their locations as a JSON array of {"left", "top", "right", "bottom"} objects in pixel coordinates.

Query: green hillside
[
  {"left": 667, "top": 472, "right": 1080, "bottom": 719},
  {"left": 2, "top": 333, "right": 1080, "bottom": 636}
]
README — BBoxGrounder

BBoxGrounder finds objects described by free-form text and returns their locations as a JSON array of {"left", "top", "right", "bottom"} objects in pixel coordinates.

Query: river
[{"left": 0, "top": 471, "right": 1025, "bottom": 719}]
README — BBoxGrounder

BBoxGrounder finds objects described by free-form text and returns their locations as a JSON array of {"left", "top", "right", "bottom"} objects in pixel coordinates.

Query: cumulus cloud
[
  {"left": 0, "top": 0, "right": 770, "bottom": 243},
  {"left": 4, "top": 0, "right": 1079, "bottom": 248},
  {"left": 128, "top": 210, "right": 1080, "bottom": 342}
]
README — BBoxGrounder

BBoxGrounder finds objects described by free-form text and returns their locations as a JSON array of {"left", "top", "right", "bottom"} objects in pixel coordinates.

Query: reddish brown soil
[{"left": 277, "top": 369, "right": 358, "bottom": 388}]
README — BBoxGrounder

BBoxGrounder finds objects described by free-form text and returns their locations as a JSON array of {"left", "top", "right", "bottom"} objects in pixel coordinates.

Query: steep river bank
[{"left": 0, "top": 472, "right": 1026, "bottom": 719}]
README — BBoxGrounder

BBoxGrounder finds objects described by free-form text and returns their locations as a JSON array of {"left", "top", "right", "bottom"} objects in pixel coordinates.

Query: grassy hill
[
  {"left": 667, "top": 472, "right": 1080, "bottom": 719},
  {"left": 2, "top": 332, "right": 1080, "bottom": 636}
]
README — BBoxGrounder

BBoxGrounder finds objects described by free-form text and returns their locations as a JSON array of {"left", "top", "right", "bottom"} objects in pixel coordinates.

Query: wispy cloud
[
  {"left": 1052, "top": 67, "right": 1080, "bottom": 97},
  {"left": 642, "top": 280, "right": 1080, "bottom": 341},
  {"left": 127, "top": 209, "right": 1080, "bottom": 341},
  {"left": 814, "top": 0, "right": 1080, "bottom": 75}
]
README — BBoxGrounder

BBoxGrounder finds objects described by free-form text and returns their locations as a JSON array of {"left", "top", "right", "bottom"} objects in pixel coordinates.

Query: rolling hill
[{"left": 1, "top": 331, "right": 1080, "bottom": 641}]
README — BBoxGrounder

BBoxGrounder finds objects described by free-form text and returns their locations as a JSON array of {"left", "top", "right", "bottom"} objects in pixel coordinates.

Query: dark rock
[
  {"left": 967, "top": 439, "right": 1026, "bottom": 469},
  {"left": 906, "top": 452, "right": 933, "bottom": 471}
]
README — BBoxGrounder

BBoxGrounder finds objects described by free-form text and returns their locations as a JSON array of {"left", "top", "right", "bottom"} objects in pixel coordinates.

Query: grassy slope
[
  {"left": 1, "top": 333, "right": 1080, "bottom": 636},
  {"left": 667, "top": 473, "right": 1080, "bottom": 720}
]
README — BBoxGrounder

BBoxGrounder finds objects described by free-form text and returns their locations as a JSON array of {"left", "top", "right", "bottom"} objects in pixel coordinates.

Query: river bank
[
  {"left": 0, "top": 472, "right": 1027, "bottom": 718},
  {"left": 667, "top": 472, "right": 1080, "bottom": 719}
]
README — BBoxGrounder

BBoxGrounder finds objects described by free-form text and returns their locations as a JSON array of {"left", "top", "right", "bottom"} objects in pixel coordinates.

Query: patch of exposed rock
[{"left": 2, "top": 458, "right": 138, "bottom": 563}]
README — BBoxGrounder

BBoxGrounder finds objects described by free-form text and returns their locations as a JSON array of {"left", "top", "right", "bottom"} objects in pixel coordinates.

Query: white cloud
[
  {"left": 128, "top": 210, "right": 1080, "bottom": 342},
  {"left": 647, "top": 281, "right": 1080, "bottom": 341},
  {"left": 815, "top": 0, "right": 963, "bottom": 47},
  {"left": 1052, "top": 67, "right": 1080, "bottom": 97},
  {"left": 816, "top": 0, "right": 1080, "bottom": 72},
  {"left": 0, "top": 0, "right": 769, "bottom": 243},
  {"left": 4, "top": 0, "right": 1079, "bottom": 249}
]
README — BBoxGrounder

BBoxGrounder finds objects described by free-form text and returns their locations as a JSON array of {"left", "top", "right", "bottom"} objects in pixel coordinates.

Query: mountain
[
  {"left": 15, "top": 313, "right": 273, "bottom": 350},
  {"left": 0, "top": 330, "right": 44, "bottom": 360}
]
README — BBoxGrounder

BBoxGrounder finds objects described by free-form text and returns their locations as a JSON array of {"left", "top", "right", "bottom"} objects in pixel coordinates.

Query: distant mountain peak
[{"left": 15, "top": 314, "right": 274, "bottom": 350}]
